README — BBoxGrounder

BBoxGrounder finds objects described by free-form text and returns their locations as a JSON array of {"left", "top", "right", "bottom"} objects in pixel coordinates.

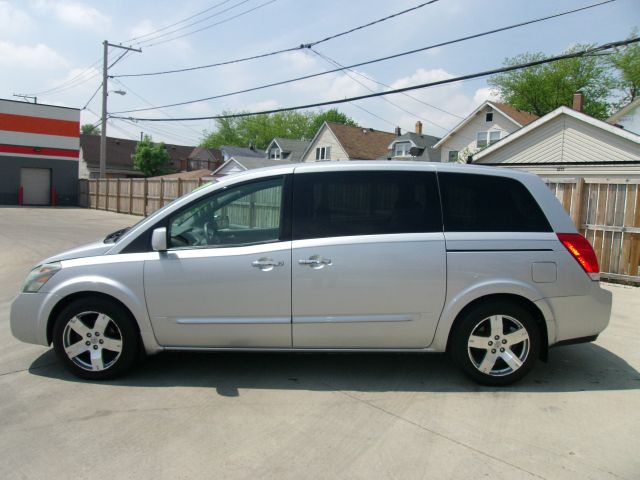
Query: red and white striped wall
[{"left": 0, "top": 99, "right": 80, "bottom": 161}]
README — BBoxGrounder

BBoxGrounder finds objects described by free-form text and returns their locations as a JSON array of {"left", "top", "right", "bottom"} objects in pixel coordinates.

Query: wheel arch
[
  {"left": 445, "top": 293, "right": 549, "bottom": 361},
  {"left": 47, "top": 291, "right": 139, "bottom": 345}
]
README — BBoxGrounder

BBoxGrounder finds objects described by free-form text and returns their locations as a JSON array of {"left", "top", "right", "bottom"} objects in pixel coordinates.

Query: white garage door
[{"left": 21, "top": 168, "right": 51, "bottom": 205}]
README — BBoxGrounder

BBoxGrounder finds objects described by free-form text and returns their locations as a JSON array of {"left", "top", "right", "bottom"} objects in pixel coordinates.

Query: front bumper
[{"left": 10, "top": 292, "right": 60, "bottom": 346}]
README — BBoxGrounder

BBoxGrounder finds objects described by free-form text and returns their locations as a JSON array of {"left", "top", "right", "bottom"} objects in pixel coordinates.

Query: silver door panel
[
  {"left": 144, "top": 242, "right": 291, "bottom": 347},
  {"left": 292, "top": 233, "right": 446, "bottom": 348}
]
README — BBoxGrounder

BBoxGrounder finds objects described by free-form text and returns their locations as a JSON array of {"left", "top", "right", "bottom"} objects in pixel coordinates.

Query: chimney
[
  {"left": 395, "top": 126, "right": 401, "bottom": 136},
  {"left": 572, "top": 92, "right": 584, "bottom": 112},
  {"left": 415, "top": 121, "right": 422, "bottom": 135}
]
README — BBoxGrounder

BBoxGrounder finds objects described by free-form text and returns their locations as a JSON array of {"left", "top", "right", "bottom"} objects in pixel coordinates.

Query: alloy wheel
[{"left": 62, "top": 311, "right": 123, "bottom": 372}]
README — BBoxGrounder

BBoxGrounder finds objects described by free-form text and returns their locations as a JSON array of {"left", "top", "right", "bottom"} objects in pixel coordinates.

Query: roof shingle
[
  {"left": 327, "top": 122, "right": 396, "bottom": 159},
  {"left": 492, "top": 102, "right": 538, "bottom": 126}
]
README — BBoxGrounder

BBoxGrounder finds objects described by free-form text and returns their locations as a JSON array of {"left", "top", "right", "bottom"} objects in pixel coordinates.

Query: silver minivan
[{"left": 10, "top": 162, "right": 612, "bottom": 385}]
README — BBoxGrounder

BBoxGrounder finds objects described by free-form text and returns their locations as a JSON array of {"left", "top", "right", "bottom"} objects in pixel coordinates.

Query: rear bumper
[{"left": 540, "top": 283, "right": 612, "bottom": 346}]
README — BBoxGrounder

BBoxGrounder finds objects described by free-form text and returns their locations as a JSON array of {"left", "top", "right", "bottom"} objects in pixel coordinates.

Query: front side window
[
  {"left": 168, "top": 177, "right": 285, "bottom": 248},
  {"left": 393, "top": 142, "right": 411, "bottom": 157},
  {"left": 293, "top": 171, "right": 441, "bottom": 240},
  {"left": 439, "top": 172, "right": 552, "bottom": 232},
  {"left": 315, "top": 146, "right": 331, "bottom": 160}
]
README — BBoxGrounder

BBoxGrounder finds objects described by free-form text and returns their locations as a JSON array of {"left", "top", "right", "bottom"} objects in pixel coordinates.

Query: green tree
[
  {"left": 608, "top": 30, "right": 640, "bottom": 106},
  {"left": 81, "top": 123, "right": 100, "bottom": 135},
  {"left": 132, "top": 135, "right": 171, "bottom": 177},
  {"left": 304, "top": 108, "right": 358, "bottom": 139},
  {"left": 488, "top": 44, "right": 616, "bottom": 119},
  {"left": 201, "top": 109, "right": 357, "bottom": 149}
]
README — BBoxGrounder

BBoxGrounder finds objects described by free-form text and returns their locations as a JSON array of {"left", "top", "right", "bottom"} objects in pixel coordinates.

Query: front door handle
[
  {"left": 298, "top": 255, "right": 332, "bottom": 269},
  {"left": 251, "top": 258, "right": 284, "bottom": 271}
]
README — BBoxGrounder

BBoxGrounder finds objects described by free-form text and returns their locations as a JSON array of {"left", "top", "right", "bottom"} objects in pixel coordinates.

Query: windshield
[{"left": 102, "top": 183, "right": 218, "bottom": 244}]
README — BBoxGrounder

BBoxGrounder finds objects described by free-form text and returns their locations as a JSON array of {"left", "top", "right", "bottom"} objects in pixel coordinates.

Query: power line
[
  {"left": 133, "top": 0, "right": 255, "bottom": 46},
  {"left": 312, "top": 49, "right": 451, "bottom": 132},
  {"left": 111, "top": 78, "right": 207, "bottom": 138},
  {"left": 23, "top": 44, "right": 131, "bottom": 99},
  {"left": 82, "top": 83, "right": 103, "bottom": 110},
  {"left": 308, "top": 0, "right": 439, "bottom": 48},
  {"left": 123, "top": 0, "right": 236, "bottom": 44},
  {"left": 25, "top": 45, "right": 122, "bottom": 97},
  {"left": 113, "top": 0, "right": 443, "bottom": 78},
  {"left": 141, "top": 0, "right": 277, "bottom": 48},
  {"left": 350, "top": 103, "right": 409, "bottom": 130},
  {"left": 110, "top": 38, "right": 640, "bottom": 123},
  {"left": 311, "top": 47, "right": 464, "bottom": 121},
  {"left": 24, "top": 57, "right": 102, "bottom": 96},
  {"left": 116, "top": 117, "right": 201, "bottom": 144},
  {"left": 111, "top": 0, "right": 618, "bottom": 114}
]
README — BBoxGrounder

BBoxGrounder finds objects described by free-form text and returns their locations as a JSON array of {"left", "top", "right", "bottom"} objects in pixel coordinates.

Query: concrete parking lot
[{"left": 0, "top": 207, "right": 638, "bottom": 479}]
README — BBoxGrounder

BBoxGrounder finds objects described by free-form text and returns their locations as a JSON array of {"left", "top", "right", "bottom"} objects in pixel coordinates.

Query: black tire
[
  {"left": 450, "top": 301, "right": 540, "bottom": 386},
  {"left": 52, "top": 296, "right": 139, "bottom": 380}
]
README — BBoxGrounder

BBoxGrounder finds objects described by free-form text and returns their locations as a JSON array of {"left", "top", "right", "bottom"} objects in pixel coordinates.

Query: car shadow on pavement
[{"left": 29, "top": 342, "right": 639, "bottom": 396}]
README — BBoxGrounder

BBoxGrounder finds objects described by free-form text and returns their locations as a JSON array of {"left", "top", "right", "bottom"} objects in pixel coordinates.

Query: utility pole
[{"left": 100, "top": 41, "right": 141, "bottom": 178}]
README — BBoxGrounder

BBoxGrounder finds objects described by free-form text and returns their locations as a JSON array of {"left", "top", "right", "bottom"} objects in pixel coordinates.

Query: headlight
[{"left": 22, "top": 263, "right": 61, "bottom": 293}]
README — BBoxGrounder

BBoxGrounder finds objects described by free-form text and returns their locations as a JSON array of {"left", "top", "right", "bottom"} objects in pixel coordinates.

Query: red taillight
[{"left": 557, "top": 233, "right": 600, "bottom": 280}]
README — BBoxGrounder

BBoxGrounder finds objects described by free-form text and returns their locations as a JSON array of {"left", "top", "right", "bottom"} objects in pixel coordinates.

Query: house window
[
  {"left": 393, "top": 142, "right": 411, "bottom": 157},
  {"left": 448, "top": 150, "right": 459, "bottom": 162},
  {"left": 476, "top": 131, "right": 502, "bottom": 149},
  {"left": 269, "top": 148, "right": 281, "bottom": 159},
  {"left": 315, "top": 146, "right": 331, "bottom": 161},
  {"left": 485, "top": 112, "right": 493, "bottom": 122}
]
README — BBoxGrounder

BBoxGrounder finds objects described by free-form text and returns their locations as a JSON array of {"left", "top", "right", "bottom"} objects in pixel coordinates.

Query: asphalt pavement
[{"left": 0, "top": 207, "right": 638, "bottom": 479}]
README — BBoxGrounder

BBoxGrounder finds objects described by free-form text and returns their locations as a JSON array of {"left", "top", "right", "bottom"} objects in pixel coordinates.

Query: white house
[
  {"left": 433, "top": 101, "right": 538, "bottom": 163},
  {"left": 608, "top": 97, "right": 640, "bottom": 135},
  {"left": 300, "top": 121, "right": 396, "bottom": 162},
  {"left": 472, "top": 106, "right": 640, "bottom": 179}
]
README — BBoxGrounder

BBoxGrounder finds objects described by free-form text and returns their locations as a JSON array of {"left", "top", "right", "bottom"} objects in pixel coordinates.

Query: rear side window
[
  {"left": 438, "top": 172, "right": 552, "bottom": 232},
  {"left": 293, "top": 171, "right": 442, "bottom": 240}
]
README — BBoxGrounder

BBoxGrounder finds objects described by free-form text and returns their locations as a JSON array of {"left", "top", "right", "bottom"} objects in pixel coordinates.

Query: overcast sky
[{"left": 1, "top": 0, "right": 638, "bottom": 146}]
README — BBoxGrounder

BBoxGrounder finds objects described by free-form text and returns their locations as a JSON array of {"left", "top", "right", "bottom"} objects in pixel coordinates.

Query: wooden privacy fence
[
  {"left": 546, "top": 178, "right": 640, "bottom": 283},
  {"left": 78, "top": 178, "right": 210, "bottom": 216},
  {"left": 78, "top": 176, "right": 640, "bottom": 283}
]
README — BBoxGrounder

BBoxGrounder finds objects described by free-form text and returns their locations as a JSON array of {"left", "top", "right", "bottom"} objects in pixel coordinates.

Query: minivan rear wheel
[
  {"left": 52, "top": 297, "right": 139, "bottom": 380},
  {"left": 451, "top": 301, "right": 540, "bottom": 386}
]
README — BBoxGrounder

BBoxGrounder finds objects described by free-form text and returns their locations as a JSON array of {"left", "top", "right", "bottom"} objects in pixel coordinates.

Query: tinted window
[
  {"left": 168, "top": 177, "right": 285, "bottom": 248},
  {"left": 438, "top": 172, "right": 552, "bottom": 232},
  {"left": 293, "top": 171, "right": 441, "bottom": 240}
]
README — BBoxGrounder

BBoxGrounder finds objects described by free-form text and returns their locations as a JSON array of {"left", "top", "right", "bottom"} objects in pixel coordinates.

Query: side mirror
[{"left": 151, "top": 227, "right": 167, "bottom": 251}]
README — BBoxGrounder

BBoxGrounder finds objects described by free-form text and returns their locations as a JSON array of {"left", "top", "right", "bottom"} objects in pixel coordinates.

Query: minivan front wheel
[
  {"left": 451, "top": 301, "right": 540, "bottom": 386},
  {"left": 52, "top": 297, "right": 139, "bottom": 380}
]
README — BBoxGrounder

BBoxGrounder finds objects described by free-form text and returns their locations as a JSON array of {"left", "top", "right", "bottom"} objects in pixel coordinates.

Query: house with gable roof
[
  {"left": 433, "top": 101, "right": 538, "bottom": 163},
  {"left": 300, "top": 121, "right": 396, "bottom": 162},
  {"left": 471, "top": 102, "right": 640, "bottom": 179},
  {"left": 265, "top": 138, "right": 310, "bottom": 162},
  {"left": 380, "top": 121, "right": 441, "bottom": 161}
]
